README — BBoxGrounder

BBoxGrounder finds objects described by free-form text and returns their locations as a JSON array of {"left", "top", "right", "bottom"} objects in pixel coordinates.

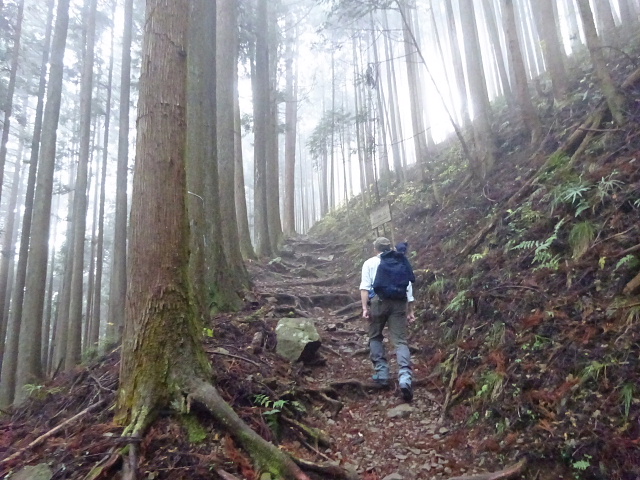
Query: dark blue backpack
[{"left": 372, "top": 250, "right": 415, "bottom": 300}]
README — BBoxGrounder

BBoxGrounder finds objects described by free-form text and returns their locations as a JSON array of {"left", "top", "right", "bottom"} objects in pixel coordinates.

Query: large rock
[
  {"left": 9, "top": 464, "right": 53, "bottom": 480},
  {"left": 275, "top": 318, "right": 321, "bottom": 363}
]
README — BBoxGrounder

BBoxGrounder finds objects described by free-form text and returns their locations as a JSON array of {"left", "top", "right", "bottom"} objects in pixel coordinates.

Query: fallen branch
[
  {"left": 617, "top": 242, "right": 640, "bottom": 257},
  {"left": 206, "top": 348, "right": 262, "bottom": 368},
  {"left": 444, "top": 458, "right": 527, "bottom": 480},
  {"left": 1, "top": 399, "right": 106, "bottom": 466},
  {"left": 281, "top": 415, "right": 332, "bottom": 448},
  {"left": 439, "top": 348, "right": 460, "bottom": 424},
  {"left": 623, "top": 271, "right": 640, "bottom": 295}
]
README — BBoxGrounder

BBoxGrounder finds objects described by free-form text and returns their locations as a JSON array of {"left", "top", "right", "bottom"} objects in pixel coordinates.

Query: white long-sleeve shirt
[{"left": 359, "top": 255, "right": 414, "bottom": 302}]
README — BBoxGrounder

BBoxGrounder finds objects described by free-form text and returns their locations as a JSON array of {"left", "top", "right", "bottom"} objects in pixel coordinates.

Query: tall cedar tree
[{"left": 117, "top": 2, "right": 315, "bottom": 477}]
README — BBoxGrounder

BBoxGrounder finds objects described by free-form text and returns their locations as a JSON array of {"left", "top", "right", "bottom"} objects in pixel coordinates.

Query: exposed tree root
[
  {"left": 331, "top": 301, "right": 361, "bottom": 316},
  {"left": 281, "top": 415, "right": 332, "bottom": 448},
  {"left": 84, "top": 447, "right": 126, "bottom": 480},
  {"left": 216, "top": 469, "right": 242, "bottom": 480},
  {"left": 269, "top": 276, "right": 346, "bottom": 287},
  {"left": 444, "top": 458, "right": 527, "bottom": 480},
  {"left": 187, "top": 378, "right": 312, "bottom": 480}
]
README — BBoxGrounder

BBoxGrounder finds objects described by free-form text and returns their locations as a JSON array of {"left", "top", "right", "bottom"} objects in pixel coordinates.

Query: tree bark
[
  {"left": 459, "top": 0, "right": 496, "bottom": 179},
  {"left": 253, "top": 0, "right": 273, "bottom": 257},
  {"left": 283, "top": 11, "right": 298, "bottom": 236},
  {"left": 107, "top": 0, "right": 134, "bottom": 342},
  {"left": 2, "top": 0, "right": 71, "bottom": 407},
  {"left": 533, "top": 0, "right": 569, "bottom": 101},
  {"left": 64, "top": 0, "right": 98, "bottom": 370},
  {"left": 217, "top": 0, "right": 250, "bottom": 290},
  {"left": 187, "top": 0, "right": 242, "bottom": 314},
  {"left": 576, "top": 0, "right": 626, "bottom": 125},
  {"left": 0, "top": 0, "right": 54, "bottom": 384},
  {"left": 117, "top": 3, "right": 315, "bottom": 477},
  {"left": 400, "top": 0, "right": 427, "bottom": 180},
  {"left": 0, "top": 0, "right": 24, "bottom": 205},
  {"left": 502, "top": 0, "right": 542, "bottom": 143}
]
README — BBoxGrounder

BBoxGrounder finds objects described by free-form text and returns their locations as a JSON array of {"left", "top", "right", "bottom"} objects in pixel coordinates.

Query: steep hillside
[
  {"left": 310, "top": 51, "right": 640, "bottom": 479},
  {"left": 1, "top": 45, "right": 639, "bottom": 480}
]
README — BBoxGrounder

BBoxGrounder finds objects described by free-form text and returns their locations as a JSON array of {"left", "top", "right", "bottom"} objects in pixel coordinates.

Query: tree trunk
[
  {"left": 187, "top": 0, "right": 242, "bottom": 314},
  {"left": 481, "top": 0, "right": 513, "bottom": 103},
  {"left": 89, "top": 16, "right": 115, "bottom": 350},
  {"left": 0, "top": 0, "right": 24, "bottom": 205},
  {"left": 283, "top": 12, "right": 297, "bottom": 236},
  {"left": 266, "top": 0, "right": 282, "bottom": 249},
  {"left": 460, "top": 0, "right": 496, "bottom": 179},
  {"left": 217, "top": 0, "right": 250, "bottom": 290},
  {"left": 382, "top": 10, "right": 405, "bottom": 183},
  {"left": 234, "top": 71, "right": 256, "bottom": 260},
  {"left": 3, "top": 0, "right": 71, "bottom": 407},
  {"left": 0, "top": 110, "right": 25, "bottom": 368},
  {"left": 117, "top": 3, "right": 314, "bottom": 477},
  {"left": 444, "top": 0, "right": 470, "bottom": 127},
  {"left": 65, "top": 0, "right": 98, "bottom": 370},
  {"left": 502, "top": 0, "right": 542, "bottom": 143},
  {"left": 107, "top": 0, "right": 134, "bottom": 342},
  {"left": 0, "top": 0, "right": 53, "bottom": 387},
  {"left": 576, "top": 0, "right": 626, "bottom": 125},
  {"left": 400, "top": 0, "right": 427, "bottom": 179},
  {"left": 253, "top": 0, "right": 273, "bottom": 257},
  {"left": 592, "top": 0, "right": 617, "bottom": 42},
  {"left": 533, "top": 0, "right": 569, "bottom": 101}
]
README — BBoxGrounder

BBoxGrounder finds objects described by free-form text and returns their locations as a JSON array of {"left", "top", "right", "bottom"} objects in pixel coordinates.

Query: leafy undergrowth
[{"left": 2, "top": 40, "right": 640, "bottom": 480}]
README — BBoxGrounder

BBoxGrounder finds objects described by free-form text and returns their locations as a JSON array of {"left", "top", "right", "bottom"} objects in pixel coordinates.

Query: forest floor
[
  {"left": 0, "top": 236, "right": 534, "bottom": 480},
  {"left": 3, "top": 45, "right": 640, "bottom": 480}
]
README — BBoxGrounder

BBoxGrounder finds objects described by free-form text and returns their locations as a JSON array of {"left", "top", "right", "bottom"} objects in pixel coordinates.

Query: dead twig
[
  {"left": 206, "top": 349, "right": 262, "bottom": 368},
  {"left": 439, "top": 348, "right": 460, "bottom": 424},
  {"left": 1, "top": 399, "right": 106, "bottom": 466}
]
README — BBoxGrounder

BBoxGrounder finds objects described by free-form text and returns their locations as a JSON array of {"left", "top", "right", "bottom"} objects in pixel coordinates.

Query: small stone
[
  {"left": 382, "top": 473, "right": 403, "bottom": 480},
  {"left": 438, "top": 427, "right": 449, "bottom": 434}
]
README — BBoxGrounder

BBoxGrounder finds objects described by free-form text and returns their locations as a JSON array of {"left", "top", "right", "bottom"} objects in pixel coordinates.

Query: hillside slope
[{"left": 309, "top": 50, "right": 640, "bottom": 479}]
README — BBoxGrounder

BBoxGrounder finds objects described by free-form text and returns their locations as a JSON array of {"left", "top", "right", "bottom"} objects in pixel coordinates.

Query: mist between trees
[{"left": 0, "top": 0, "right": 637, "bottom": 408}]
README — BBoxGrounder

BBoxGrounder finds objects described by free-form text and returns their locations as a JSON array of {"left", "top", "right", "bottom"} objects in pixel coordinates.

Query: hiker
[{"left": 359, "top": 237, "right": 416, "bottom": 402}]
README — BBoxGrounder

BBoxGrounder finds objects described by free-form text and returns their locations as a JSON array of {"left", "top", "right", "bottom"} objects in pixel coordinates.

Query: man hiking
[{"left": 359, "top": 237, "right": 416, "bottom": 402}]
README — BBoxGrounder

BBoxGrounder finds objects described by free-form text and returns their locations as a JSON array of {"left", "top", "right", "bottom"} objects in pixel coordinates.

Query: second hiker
[{"left": 359, "top": 237, "right": 416, "bottom": 402}]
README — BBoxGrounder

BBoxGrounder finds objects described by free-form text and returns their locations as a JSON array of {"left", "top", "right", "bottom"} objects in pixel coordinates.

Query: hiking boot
[
  {"left": 372, "top": 374, "right": 389, "bottom": 387},
  {"left": 400, "top": 384, "right": 413, "bottom": 402}
]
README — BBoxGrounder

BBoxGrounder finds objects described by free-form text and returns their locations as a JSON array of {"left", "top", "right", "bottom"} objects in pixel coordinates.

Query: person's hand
[
  {"left": 362, "top": 306, "right": 370, "bottom": 319},
  {"left": 407, "top": 310, "right": 416, "bottom": 323}
]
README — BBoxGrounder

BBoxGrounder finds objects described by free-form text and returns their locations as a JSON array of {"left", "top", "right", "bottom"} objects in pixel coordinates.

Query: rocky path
[{"left": 248, "top": 237, "right": 500, "bottom": 480}]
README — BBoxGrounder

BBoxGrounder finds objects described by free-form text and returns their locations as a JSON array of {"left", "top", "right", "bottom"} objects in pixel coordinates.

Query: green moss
[{"left": 181, "top": 413, "right": 208, "bottom": 444}]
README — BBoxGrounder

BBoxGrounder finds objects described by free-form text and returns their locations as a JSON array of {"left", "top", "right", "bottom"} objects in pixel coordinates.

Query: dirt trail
[{"left": 249, "top": 236, "right": 493, "bottom": 480}]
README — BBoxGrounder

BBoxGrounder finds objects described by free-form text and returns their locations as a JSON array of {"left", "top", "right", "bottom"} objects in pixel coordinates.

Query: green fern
[
  {"left": 620, "top": 383, "right": 634, "bottom": 420},
  {"left": 428, "top": 278, "right": 446, "bottom": 296},
  {"left": 596, "top": 171, "right": 624, "bottom": 202},
  {"left": 568, "top": 221, "right": 596, "bottom": 259},
  {"left": 511, "top": 218, "right": 566, "bottom": 269},
  {"left": 550, "top": 180, "right": 592, "bottom": 216},
  {"left": 615, "top": 254, "right": 639, "bottom": 271},
  {"left": 444, "top": 290, "right": 471, "bottom": 313}
]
